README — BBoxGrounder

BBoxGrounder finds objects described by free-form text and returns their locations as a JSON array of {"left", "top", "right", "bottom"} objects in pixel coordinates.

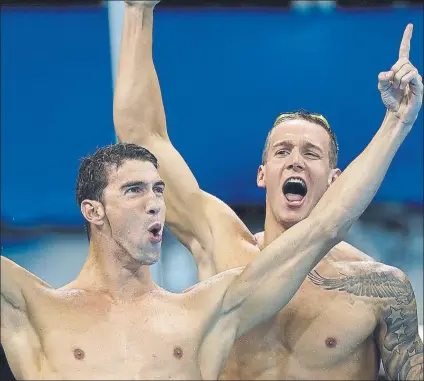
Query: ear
[
  {"left": 257, "top": 165, "right": 266, "bottom": 188},
  {"left": 328, "top": 168, "right": 342, "bottom": 186},
  {"left": 80, "top": 200, "right": 105, "bottom": 226}
]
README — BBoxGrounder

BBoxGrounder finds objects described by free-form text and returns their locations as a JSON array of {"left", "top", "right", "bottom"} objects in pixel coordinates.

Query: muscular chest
[
  {"left": 28, "top": 296, "right": 202, "bottom": 379},
  {"left": 228, "top": 278, "right": 378, "bottom": 376},
  {"left": 277, "top": 281, "right": 378, "bottom": 361}
]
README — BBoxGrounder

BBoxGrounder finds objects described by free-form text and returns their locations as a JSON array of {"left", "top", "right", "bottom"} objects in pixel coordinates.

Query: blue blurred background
[
  {"left": 0, "top": 3, "right": 423, "bottom": 377},
  {"left": 2, "top": 4, "right": 424, "bottom": 226}
]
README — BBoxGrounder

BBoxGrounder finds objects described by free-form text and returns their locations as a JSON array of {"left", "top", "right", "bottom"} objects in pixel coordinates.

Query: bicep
[
  {"left": 378, "top": 272, "right": 423, "bottom": 380},
  {"left": 198, "top": 311, "right": 239, "bottom": 379},
  {"left": 223, "top": 274, "right": 287, "bottom": 339},
  {"left": 195, "top": 269, "right": 245, "bottom": 379}
]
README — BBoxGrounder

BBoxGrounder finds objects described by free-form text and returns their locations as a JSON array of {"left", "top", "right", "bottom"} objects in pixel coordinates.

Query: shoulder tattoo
[{"left": 307, "top": 270, "right": 414, "bottom": 304}]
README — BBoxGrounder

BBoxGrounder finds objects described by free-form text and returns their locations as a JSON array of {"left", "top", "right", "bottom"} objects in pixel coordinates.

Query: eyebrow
[
  {"left": 154, "top": 180, "right": 165, "bottom": 188},
  {"left": 272, "top": 140, "right": 295, "bottom": 148},
  {"left": 272, "top": 140, "right": 323, "bottom": 153},
  {"left": 120, "top": 180, "right": 165, "bottom": 191},
  {"left": 120, "top": 181, "right": 146, "bottom": 191}
]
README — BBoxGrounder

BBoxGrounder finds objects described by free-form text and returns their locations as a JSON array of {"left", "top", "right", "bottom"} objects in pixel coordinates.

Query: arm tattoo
[{"left": 308, "top": 270, "right": 423, "bottom": 380}]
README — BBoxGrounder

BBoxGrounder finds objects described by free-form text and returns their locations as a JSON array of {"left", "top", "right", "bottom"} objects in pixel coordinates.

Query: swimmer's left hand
[{"left": 377, "top": 24, "right": 423, "bottom": 127}]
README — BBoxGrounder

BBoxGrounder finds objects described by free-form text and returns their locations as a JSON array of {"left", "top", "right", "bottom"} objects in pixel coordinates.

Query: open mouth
[
  {"left": 147, "top": 222, "right": 162, "bottom": 243},
  {"left": 282, "top": 177, "right": 307, "bottom": 205}
]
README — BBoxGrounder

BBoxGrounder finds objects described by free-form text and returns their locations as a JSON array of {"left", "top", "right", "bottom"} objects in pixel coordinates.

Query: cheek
[
  {"left": 159, "top": 201, "right": 166, "bottom": 217},
  {"left": 266, "top": 165, "right": 283, "bottom": 186},
  {"left": 106, "top": 203, "right": 134, "bottom": 229},
  {"left": 310, "top": 177, "right": 331, "bottom": 196},
  {"left": 309, "top": 166, "right": 331, "bottom": 190},
  {"left": 105, "top": 203, "right": 124, "bottom": 221}
]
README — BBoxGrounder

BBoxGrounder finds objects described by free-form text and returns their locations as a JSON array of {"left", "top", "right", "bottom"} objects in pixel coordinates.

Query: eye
[
  {"left": 154, "top": 185, "right": 165, "bottom": 194},
  {"left": 305, "top": 152, "right": 320, "bottom": 158},
  {"left": 125, "top": 186, "right": 143, "bottom": 195},
  {"left": 276, "top": 149, "right": 290, "bottom": 156}
]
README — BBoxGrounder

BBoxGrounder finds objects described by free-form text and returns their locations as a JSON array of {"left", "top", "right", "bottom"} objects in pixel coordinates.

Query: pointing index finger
[{"left": 399, "top": 24, "right": 413, "bottom": 59}]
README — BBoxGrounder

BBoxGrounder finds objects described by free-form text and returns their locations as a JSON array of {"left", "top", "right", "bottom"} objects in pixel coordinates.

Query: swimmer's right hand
[{"left": 377, "top": 24, "right": 423, "bottom": 127}]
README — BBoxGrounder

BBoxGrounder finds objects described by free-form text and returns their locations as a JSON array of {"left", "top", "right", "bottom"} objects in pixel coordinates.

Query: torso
[
  {"left": 1, "top": 270, "right": 238, "bottom": 380},
  {"left": 1, "top": 243, "right": 387, "bottom": 380},
  {"left": 220, "top": 242, "right": 382, "bottom": 380}
]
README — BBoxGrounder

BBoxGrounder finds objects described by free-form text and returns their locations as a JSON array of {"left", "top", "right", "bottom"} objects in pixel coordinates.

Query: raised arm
[
  {"left": 113, "top": 1, "right": 258, "bottom": 279},
  {"left": 220, "top": 24, "right": 423, "bottom": 338}
]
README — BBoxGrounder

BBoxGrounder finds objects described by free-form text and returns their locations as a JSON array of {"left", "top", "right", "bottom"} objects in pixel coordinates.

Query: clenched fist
[{"left": 378, "top": 24, "right": 423, "bottom": 126}]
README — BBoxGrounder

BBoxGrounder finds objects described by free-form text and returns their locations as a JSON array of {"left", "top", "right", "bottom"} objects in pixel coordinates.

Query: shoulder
[
  {"left": 312, "top": 258, "right": 414, "bottom": 305},
  {"left": 330, "top": 241, "right": 375, "bottom": 262},
  {"left": 344, "top": 261, "right": 414, "bottom": 307},
  {"left": 339, "top": 260, "right": 408, "bottom": 281},
  {"left": 332, "top": 257, "right": 408, "bottom": 283}
]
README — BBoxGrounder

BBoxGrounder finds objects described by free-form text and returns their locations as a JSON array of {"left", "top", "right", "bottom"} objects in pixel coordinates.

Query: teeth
[{"left": 286, "top": 178, "right": 306, "bottom": 187}]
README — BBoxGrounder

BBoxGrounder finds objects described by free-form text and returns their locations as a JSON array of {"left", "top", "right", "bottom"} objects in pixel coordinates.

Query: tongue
[{"left": 285, "top": 193, "right": 304, "bottom": 202}]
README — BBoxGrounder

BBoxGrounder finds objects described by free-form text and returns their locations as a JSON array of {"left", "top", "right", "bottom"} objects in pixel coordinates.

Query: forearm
[
  {"left": 113, "top": 3, "right": 167, "bottom": 142},
  {"left": 311, "top": 111, "right": 411, "bottom": 235},
  {"left": 224, "top": 216, "right": 338, "bottom": 334}
]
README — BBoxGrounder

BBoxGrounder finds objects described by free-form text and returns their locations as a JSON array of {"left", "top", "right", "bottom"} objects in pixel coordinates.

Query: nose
[
  {"left": 147, "top": 205, "right": 160, "bottom": 215},
  {"left": 145, "top": 192, "right": 162, "bottom": 216},
  {"left": 146, "top": 201, "right": 161, "bottom": 215},
  {"left": 287, "top": 150, "right": 305, "bottom": 172}
]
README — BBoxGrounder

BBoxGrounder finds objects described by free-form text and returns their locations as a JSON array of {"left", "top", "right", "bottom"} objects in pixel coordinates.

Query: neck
[
  {"left": 263, "top": 200, "right": 289, "bottom": 248},
  {"left": 74, "top": 232, "right": 156, "bottom": 300},
  {"left": 263, "top": 201, "right": 334, "bottom": 264}
]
